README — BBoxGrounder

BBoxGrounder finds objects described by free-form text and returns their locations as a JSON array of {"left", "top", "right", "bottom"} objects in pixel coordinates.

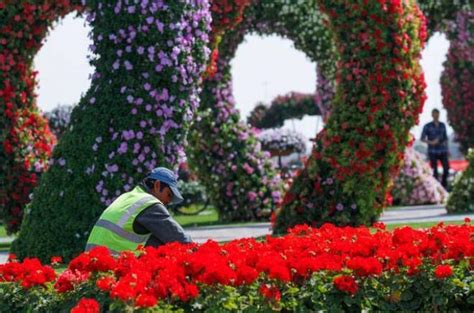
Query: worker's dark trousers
[{"left": 429, "top": 153, "right": 449, "bottom": 189}]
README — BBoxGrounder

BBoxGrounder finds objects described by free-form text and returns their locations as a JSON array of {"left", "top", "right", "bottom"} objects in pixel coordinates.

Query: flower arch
[
  {"left": 187, "top": 0, "right": 335, "bottom": 221},
  {"left": 247, "top": 92, "right": 320, "bottom": 130},
  {"left": 186, "top": 0, "right": 428, "bottom": 231},
  {"left": 272, "top": 0, "right": 428, "bottom": 232},
  {"left": 194, "top": 0, "right": 471, "bottom": 229},
  {"left": 10, "top": 0, "right": 211, "bottom": 261},
  {"left": 4, "top": 0, "right": 469, "bottom": 261}
]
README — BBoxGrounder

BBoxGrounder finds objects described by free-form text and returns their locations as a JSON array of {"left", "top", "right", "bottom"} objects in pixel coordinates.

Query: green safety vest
[{"left": 85, "top": 186, "right": 161, "bottom": 255}]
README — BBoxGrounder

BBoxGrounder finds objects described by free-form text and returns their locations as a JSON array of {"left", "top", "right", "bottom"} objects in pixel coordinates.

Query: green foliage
[
  {"left": 447, "top": 149, "right": 474, "bottom": 213},
  {"left": 170, "top": 181, "right": 208, "bottom": 211},
  {"left": 418, "top": 0, "right": 472, "bottom": 34},
  {"left": 248, "top": 92, "right": 320, "bottom": 129}
]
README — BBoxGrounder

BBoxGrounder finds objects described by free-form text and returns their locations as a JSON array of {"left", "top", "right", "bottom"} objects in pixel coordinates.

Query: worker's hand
[{"left": 429, "top": 139, "right": 439, "bottom": 145}]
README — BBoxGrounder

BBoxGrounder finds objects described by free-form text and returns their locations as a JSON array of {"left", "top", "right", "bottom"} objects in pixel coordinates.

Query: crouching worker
[{"left": 86, "top": 167, "right": 192, "bottom": 255}]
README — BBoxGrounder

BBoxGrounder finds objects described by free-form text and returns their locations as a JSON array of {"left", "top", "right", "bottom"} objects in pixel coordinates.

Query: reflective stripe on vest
[
  {"left": 86, "top": 187, "right": 160, "bottom": 253},
  {"left": 95, "top": 219, "right": 149, "bottom": 243},
  {"left": 117, "top": 195, "right": 155, "bottom": 226}
]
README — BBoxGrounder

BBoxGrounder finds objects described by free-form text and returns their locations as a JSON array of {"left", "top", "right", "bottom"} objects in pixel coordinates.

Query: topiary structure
[{"left": 10, "top": 0, "right": 211, "bottom": 262}]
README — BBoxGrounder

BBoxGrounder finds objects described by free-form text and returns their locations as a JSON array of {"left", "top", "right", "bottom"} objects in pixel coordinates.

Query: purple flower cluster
[
  {"left": 257, "top": 128, "right": 306, "bottom": 155},
  {"left": 188, "top": 53, "right": 282, "bottom": 220},
  {"left": 392, "top": 146, "right": 447, "bottom": 205},
  {"left": 49, "top": 0, "right": 211, "bottom": 207}
]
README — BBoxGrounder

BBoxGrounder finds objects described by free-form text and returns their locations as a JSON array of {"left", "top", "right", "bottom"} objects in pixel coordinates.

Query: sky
[{"left": 34, "top": 14, "right": 452, "bottom": 149}]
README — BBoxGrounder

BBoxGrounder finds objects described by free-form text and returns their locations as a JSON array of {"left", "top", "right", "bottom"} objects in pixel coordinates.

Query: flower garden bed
[{"left": 1, "top": 223, "right": 473, "bottom": 312}]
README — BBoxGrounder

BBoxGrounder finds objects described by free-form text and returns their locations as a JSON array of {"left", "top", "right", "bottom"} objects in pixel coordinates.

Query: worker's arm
[{"left": 134, "top": 204, "right": 192, "bottom": 246}]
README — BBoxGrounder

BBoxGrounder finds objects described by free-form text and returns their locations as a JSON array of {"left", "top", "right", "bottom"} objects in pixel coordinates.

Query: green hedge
[{"left": 447, "top": 149, "right": 474, "bottom": 213}]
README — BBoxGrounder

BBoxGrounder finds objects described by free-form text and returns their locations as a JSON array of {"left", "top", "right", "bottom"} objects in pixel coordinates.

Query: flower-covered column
[
  {"left": 314, "top": 63, "right": 335, "bottom": 121},
  {"left": 12, "top": 0, "right": 211, "bottom": 262},
  {"left": 0, "top": 2, "right": 86, "bottom": 234},
  {"left": 441, "top": 10, "right": 473, "bottom": 155},
  {"left": 188, "top": 47, "right": 283, "bottom": 221},
  {"left": 274, "top": 0, "right": 428, "bottom": 233}
]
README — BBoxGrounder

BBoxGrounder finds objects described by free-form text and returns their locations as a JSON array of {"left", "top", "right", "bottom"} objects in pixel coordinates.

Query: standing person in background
[{"left": 421, "top": 109, "right": 450, "bottom": 189}]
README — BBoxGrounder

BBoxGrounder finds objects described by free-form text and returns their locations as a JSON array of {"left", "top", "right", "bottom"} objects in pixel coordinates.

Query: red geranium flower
[
  {"left": 136, "top": 293, "right": 158, "bottom": 308},
  {"left": 333, "top": 275, "right": 358, "bottom": 295},
  {"left": 434, "top": 265, "right": 453, "bottom": 279},
  {"left": 259, "top": 284, "right": 281, "bottom": 302},
  {"left": 50, "top": 256, "right": 63, "bottom": 265},
  {"left": 71, "top": 298, "right": 100, "bottom": 313}
]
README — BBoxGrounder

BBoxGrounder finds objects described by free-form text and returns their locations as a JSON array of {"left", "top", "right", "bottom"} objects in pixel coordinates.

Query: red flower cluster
[
  {"left": 0, "top": 2, "right": 84, "bottom": 234},
  {"left": 434, "top": 264, "right": 453, "bottom": 279},
  {"left": 0, "top": 257, "right": 56, "bottom": 288},
  {"left": 205, "top": 0, "right": 251, "bottom": 77},
  {"left": 333, "top": 275, "right": 358, "bottom": 295},
  {"left": 260, "top": 284, "right": 282, "bottom": 302},
  {"left": 71, "top": 298, "right": 100, "bottom": 313},
  {"left": 210, "top": 0, "right": 252, "bottom": 34},
  {"left": 1, "top": 223, "right": 472, "bottom": 308}
]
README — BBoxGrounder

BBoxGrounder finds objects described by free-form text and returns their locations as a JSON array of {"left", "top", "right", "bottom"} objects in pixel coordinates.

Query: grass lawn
[
  {"left": 384, "top": 220, "right": 464, "bottom": 230},
  {"left": 172, "top": 205, "right": 220, "bottom": 228},
  {"left": 0, "top": 224, "right": 6, "bottom": 238}
]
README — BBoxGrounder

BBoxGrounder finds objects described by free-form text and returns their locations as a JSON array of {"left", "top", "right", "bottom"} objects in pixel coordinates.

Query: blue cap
[{"left": 146, "top": 167, "right": 183, "bottom": 204}]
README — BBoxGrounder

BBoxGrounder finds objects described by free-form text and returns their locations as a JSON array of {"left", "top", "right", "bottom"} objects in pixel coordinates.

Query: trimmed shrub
[
  {"left": 447, "top": 149, "right": 474, "bottom": 213},
  {"left": 169, "top": 180, "right": 208, "bottom": 212},
  {"left": 247, "top": 92, "right": 319, "bottom": 129}
]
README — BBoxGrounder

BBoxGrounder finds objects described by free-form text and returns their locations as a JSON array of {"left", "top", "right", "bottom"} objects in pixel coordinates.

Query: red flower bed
[{"left": 1, "top": 223, "right": 473, "bottom": 311}]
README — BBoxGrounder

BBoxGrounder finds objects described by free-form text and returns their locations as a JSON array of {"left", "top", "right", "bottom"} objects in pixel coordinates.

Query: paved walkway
[
  {"left": 380, "top": 204, "right": 474, "bottom": 224},
  {"left": 1, "top": 204, "right": 472, "bottom": 264}
]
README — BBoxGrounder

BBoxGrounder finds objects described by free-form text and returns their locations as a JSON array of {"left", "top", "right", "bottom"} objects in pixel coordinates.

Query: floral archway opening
[
  {"left": 189, "top": 0, "right": 428, "bottom": 232},
  {"left": 35, "top": 12, "right": 93, "bottom": 130},
  {"left": 187, "top": 0, "right": 335, "bottom": 222}
]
